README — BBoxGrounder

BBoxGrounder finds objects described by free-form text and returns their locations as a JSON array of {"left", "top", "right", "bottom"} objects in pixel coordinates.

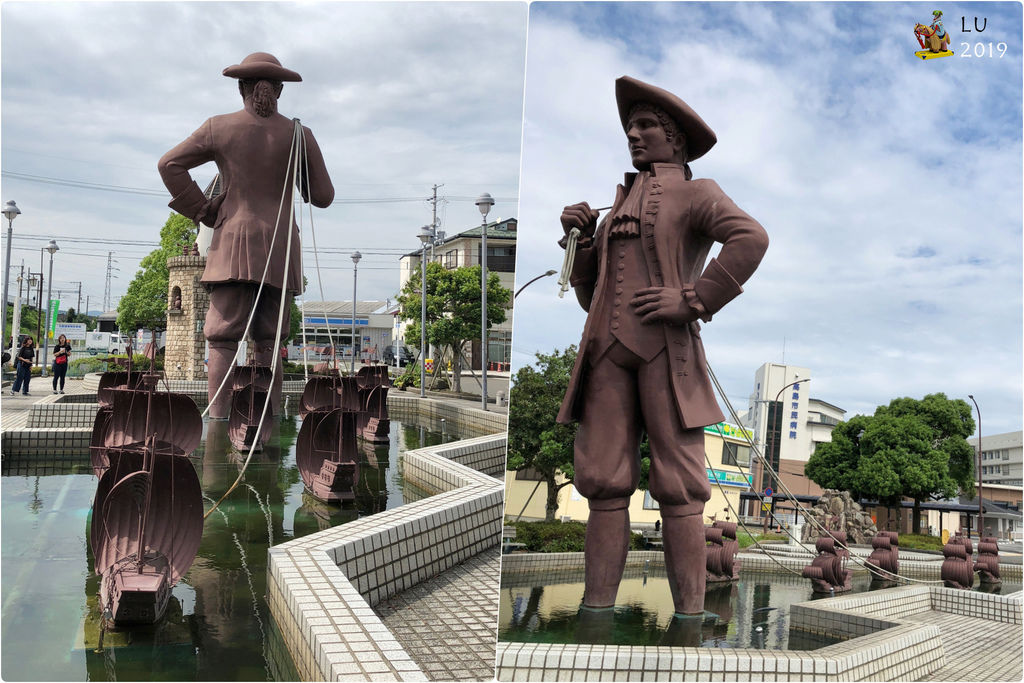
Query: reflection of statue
[
  {"left": 557, "top": 77, "right": 768, "bottom": 616},
  {"left": 159, "top": 52, "right": 335, "bottom": 419}
]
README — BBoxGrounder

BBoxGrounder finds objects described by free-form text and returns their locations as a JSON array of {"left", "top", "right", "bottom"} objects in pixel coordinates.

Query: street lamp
[
  {"left": 350, "top": 251, "right": 361, "bottom": 374},
  {"left": 41, "top": 240, "right": 59, "bottom": 376},
  {"left": 515, "top": 269, "right": 557, "bottom": 299},
  {"left": 2, "top": 200, "right": 21, "bottom": 352},
  {"left": 417, "top": 224, "right": 434, "bottom": 398},
  {"left": 475, "top": 192, "right": 494, "bottom": 411},
  {"left": 758, "top": 377, "right": 809, "bottom": 532},
  {"left": 968, "top": 394, "right": 983, "bottom": 538}
]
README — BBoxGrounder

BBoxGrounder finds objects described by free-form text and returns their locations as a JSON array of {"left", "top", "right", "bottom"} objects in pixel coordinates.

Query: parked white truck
[{"left": 85, "top": 332, "right": 129, "bottom": 355}]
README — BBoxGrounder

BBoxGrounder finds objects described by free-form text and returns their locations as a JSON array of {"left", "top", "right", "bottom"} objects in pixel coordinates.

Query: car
[{"left": 383, "top": 345, "right": 415, "bottom": 367}]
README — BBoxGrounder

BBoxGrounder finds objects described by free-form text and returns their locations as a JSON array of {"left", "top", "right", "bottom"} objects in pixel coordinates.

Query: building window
[
  {"left": 444, "top": 250, "right": 458, "bottom": 269},
  {"left": 643, "top": 491, "right": 660, "bottom": 510},
  {"left": 722, "top": 442, "right": 751, "bottom": 467},
  {"left": 515, "top": 467, "right": 545, "bottom": 481}
]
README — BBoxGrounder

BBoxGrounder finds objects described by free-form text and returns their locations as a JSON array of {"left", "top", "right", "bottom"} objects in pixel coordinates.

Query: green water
[
  {"left": 1, "top": 416, "right": 452, "bottom": 681},
  {"left": 498, "top": 568, "right": 1021, "bottom": 649}
]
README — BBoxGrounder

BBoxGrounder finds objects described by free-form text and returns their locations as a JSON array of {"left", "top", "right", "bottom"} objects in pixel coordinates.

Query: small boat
[
  {"left": 89, "top": 364, "right": 204, "bottom": 627},
  {"left": 228, "top": 362, "right": 274, "bottom": 453},
  {"left": 90, "top": 351, "right": 146, "bottom": 477},
  {"left": 355, "top": 365, "right": 392, "bottom": 444},
  {"left": 866, "top": 531, "right": 899, "bottom": 581},
  {"left": 801, "top": 532, "right": 852, "bottom": 593},
  {"left": 296, "top": 374, "right": 362, "bottom": 503},
  {"left": 705, "top": 521, "right": 740, "bottom": 583},
  {"left": 941, "top": 534, "right": 975, "bottom": 589}
]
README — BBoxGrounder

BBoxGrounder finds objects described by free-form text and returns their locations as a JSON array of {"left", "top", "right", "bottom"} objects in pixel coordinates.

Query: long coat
[
  {"left": 556, "top": 162, "right": 768, "bottom": 429},
  {"left": 159, "top": 109, "right": 334, "bottom": 295}
]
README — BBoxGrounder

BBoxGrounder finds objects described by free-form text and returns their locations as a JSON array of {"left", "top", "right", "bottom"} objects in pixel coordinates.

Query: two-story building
[{"left": 398, "top": 217, "right": 517, "bottom": 369}]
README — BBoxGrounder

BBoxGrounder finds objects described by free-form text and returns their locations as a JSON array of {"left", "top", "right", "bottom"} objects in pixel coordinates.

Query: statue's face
[{"left": 626, "top": 106, "right": 683, "bottom": 170}]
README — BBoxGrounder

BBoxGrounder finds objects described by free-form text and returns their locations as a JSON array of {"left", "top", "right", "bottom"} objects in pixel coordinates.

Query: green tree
[
  {"left": 506, "top": 346, "right": 578, "bottom": 521},
  {"left": 64, "top": 306, "right": 77, "bottom": 323},
  {"left": 805, "top": 393, "right": 975, "bottom": 534},
  {"left": 117, "top": 213, "right": 197, "bottom": 333},
  {"left": 396, "top": 262, "right": 511, "bottom": 393}
]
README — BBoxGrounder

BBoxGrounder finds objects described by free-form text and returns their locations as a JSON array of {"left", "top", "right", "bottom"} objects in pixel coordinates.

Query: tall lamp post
[
  {"left": 2, "top": 200, "right": 21, "bottom": 353},
  {"left": 475, "top": 193, "right": 494, "bottom": 411},
  {"left": 350, "top": 251, "right": 361, "bottom": 374},
  {"left": 759, "top": 377, "right": 809, "bottom": 532},
  {"left": 417, "top": 224, "right": 434, "bottom": 398},
  {"left": 968, "top": 394, "right": 983, "bottom": 538},
  {"left": 41, "top": 240, "right": 59, "bottom": 376}
]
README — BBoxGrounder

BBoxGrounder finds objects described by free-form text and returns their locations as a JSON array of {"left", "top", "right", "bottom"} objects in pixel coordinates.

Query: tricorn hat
[
  {"left": 615, "top": 76, "right": 716, "bottom": 162},
  {"left": 223, "top": 52, "right": 302, "bottom": 82}
]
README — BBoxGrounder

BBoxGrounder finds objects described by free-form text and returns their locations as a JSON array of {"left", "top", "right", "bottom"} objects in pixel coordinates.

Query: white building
[
  {"left": 972, "top": 430, "right": 1023, "bottom": 488},
  {"left": 289, "top": 300, "right": 396, "bottom": 363},
  {"left": 741, "top": 362, "right": 845, "bottom": 512},
  {"left": 397, "top": 217, "right": 516, "bottom": 369}
]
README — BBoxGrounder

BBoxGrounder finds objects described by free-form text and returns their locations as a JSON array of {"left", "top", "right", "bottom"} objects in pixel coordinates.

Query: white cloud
[
  {"left": 1, "top": 1, "right": 526, "bottom": 314},
  {"left": 511, "top": 3, "right": 1021, "bottom": 435}
]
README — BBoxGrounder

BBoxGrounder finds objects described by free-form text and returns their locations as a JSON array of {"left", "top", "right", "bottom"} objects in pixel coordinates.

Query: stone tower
[{"left": 165, "top": 246, "right": 209, "bottom": 380}]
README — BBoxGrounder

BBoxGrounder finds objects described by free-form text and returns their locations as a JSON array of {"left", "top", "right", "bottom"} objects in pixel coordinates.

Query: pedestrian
[
  {"left": 51, "top": 333, "right": 72, "bottom": 394},
  {"left": 11, "top": 336, "right": 36, "bottom": 396}
]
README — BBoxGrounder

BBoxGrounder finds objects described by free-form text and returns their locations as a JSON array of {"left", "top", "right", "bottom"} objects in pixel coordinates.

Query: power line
[{"left": 1, "top": 170, "right": 516, "bottom": 204}]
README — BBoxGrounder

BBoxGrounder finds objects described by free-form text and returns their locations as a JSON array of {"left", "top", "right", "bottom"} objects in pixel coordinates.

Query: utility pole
[{"left": 104, "top": 252, "right": 119, "bottom": 311}]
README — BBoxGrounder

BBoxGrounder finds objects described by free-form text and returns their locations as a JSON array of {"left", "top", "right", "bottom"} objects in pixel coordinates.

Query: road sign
[
  {"left": 761, "top": 503, "right": 771, "bottom": 512},
  {"left": 47, "top": 299, "right": 60, "bottom": 337},
  {"left": 764, "top": 487, "right": 774, "bottom": 498},
  {"left": 55, "top": 322, "right": 87, "bottom": 340}
]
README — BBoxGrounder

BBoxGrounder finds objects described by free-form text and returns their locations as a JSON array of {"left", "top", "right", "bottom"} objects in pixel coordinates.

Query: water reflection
[
  {"left": 1, "top": 415, "right": 453, "bottom": 682},
  {"left": 500, "top": 570, "right": 883, "bottom": 650}
]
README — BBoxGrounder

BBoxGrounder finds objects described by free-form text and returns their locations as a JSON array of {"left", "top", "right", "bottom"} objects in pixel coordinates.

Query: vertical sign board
[{"left": 47, "top": 299, "right": 60, "bottom": 338}]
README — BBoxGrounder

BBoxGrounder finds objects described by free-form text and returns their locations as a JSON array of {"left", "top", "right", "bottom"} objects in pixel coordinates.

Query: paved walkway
[
  {"left": 375, "top": 547, "right": 499, "bottom": 681},
  {"left": 1, "top": 376, "right": 90, "bottom": 430},
  {"left": 908, "top": 609, "right": 1023, "bottom": 681}
]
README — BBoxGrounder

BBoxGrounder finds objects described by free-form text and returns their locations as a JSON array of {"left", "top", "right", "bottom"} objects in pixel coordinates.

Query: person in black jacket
[
  {"left": 11, "top": 336, "right": 35, "bottom": 396},
  {"left": 51, "top": 334, "right": 72, "bottom": 394}
]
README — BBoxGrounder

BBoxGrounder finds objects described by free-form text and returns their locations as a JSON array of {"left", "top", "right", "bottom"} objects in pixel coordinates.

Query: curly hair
[{"left": 627, "top": 102, "right": 692, "bottom": 179}]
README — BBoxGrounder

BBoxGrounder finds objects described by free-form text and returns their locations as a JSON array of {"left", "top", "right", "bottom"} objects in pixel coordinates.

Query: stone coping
[
  {"left": 496, "top": 554, "right": 1024, "bottom": 681},
  {"left": 266, "top": 397, "right": 505, "bottom": 681}
]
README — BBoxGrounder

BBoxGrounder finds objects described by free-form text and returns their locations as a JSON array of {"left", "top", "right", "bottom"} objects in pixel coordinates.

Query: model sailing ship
[
  {"left": 296, "top": 367, "right": 363, "bottom": 503},
  {"left": 89, "top": 344, "right": 204, "bottom": 626}
]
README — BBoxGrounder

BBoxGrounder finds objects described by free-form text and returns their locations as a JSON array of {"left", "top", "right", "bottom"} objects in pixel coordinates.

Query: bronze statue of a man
[
  {"left": 558, "top": 76, "right": 768, "bottom": 616},
  {"left": 159, "top": 52, "right": 335, "bottom": 418}
]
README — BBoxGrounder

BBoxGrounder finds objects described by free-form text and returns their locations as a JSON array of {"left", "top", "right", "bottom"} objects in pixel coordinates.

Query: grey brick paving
[
  {"left": 375, "top": 547, "right": 499, "bottom": 681},
  {"left": 908, "top": 609, "right": 1023, "bottom": 682},
  {"left": 1, "top": 377, "right": 88, "bottom": 430}
]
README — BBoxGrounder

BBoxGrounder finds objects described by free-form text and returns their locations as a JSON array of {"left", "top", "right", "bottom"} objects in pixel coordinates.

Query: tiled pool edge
[
  {"left": 267, "top": 397, "right": 506, "bottom": 682},
  {"left": 496, "top": 555, "right": 1024, "bottom": 681}
]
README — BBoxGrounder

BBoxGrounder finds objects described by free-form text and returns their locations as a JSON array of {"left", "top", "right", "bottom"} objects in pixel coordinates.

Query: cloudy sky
[
  {"left": 512, "top": 2, "right": 1022, "bottom": 436},
  {"left": 1, "top": 1, "right": 525, "bottom": 313}
]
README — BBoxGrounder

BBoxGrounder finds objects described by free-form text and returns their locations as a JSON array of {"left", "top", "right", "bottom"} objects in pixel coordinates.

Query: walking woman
[
  {"left": 51, "top": 333, "right": 72, "bottom": 394},
  {"left": 10, "top": 336, "right": 35, "bottom": 396}
]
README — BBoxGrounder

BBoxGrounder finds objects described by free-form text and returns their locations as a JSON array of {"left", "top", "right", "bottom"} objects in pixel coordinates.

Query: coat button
[
  {"left": 614, "top": 298, "right": 621, "bottom": 306},
  {"left": 617, "top": 275, "right": 624, "bottom": 282},
  {"left": 615, "top": 287, "right": 623, "bottom": 295},
  {"left": 613, "top": 311, "right": 620, "bottom": 319},
  {"left": 612, "top": 322, "right": 620, "bottom": 330}
]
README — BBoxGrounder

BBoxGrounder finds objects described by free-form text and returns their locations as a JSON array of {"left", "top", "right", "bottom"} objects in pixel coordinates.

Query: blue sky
[{"left": 512, "top": 2, "right": 1022, "bottom": 435}]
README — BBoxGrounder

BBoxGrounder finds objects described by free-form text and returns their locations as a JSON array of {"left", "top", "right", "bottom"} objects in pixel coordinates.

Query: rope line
[{"left": 203, "top": 119, "right": 304, "bottom": 521}]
